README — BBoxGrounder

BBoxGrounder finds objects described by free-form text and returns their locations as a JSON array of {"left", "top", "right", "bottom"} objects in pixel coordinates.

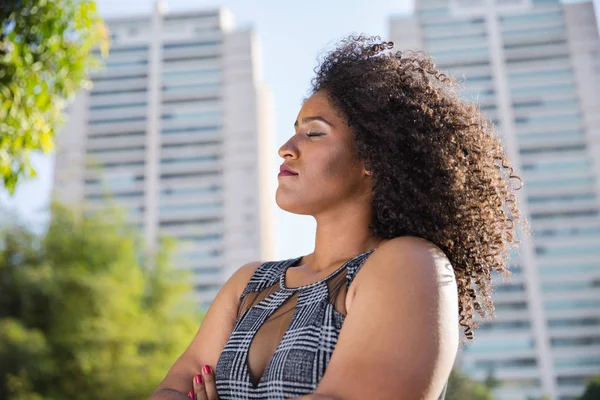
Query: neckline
[{"left": 279, "top": 249, "right": 375, "bottom": 291}]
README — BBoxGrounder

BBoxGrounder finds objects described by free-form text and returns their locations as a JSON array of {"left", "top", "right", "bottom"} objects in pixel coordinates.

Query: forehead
[{"left": 298, "top": 91, "right": 344, "bottom": 124}]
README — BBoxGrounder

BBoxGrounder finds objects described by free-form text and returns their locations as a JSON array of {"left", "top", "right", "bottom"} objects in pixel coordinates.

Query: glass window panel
[
  {"left": 500, "top": 11, "right": 563, "bottom": 25},
  {"left": 540, "top": 264, "right": 600, "bottom": 275},
  {"left": 545, "top": 299, "right": 600, "bottom": 310}
]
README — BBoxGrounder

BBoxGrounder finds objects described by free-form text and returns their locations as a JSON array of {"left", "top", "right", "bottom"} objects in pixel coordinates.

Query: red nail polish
[
  {"left": 195, "top": 374, "right": 202, "bottom": 384},
  {"left": 188, "top": 391, "right": 195, "bottom": 400},
  {"left": 203, "top": 365, "right": 211, "bottom": 375}
]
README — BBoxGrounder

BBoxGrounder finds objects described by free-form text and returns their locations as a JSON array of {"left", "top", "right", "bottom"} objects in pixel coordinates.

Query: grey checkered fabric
[{"left": 215, "top": 249, "right": 448, "bottom": 399}]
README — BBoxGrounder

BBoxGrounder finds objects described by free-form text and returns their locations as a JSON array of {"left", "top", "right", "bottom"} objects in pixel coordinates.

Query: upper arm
[
  {"left": 153, "top": 261, "right": 262, "bottom": 396},
  {"left": 314, "top": 237, "right": 459, "bottom": 400}
]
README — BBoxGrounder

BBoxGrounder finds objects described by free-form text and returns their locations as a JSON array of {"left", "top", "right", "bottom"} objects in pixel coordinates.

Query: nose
[{"left": 278, "top": 137, "right": 299, "bottom": 159}]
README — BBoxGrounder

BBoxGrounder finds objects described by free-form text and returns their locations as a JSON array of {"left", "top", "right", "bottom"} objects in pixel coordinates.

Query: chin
[{"left": 275, "top": 190, "right": 313, "bottom": 215}]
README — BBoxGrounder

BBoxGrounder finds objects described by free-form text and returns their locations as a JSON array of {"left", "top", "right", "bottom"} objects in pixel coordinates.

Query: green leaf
[{"left": 0, "top": 0, "right": 110, "bottom": 195}]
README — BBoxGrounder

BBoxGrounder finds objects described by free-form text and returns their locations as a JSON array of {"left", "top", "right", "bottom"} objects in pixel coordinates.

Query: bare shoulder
[
  {"left": 227, "top": 260, "right": 264, "bottom": 298},
  {"left": 364, "top": 236, "right": 453, "bottom": 280},
  {"left": 348, "top": 236, "right": 456, "bottom": 309}
]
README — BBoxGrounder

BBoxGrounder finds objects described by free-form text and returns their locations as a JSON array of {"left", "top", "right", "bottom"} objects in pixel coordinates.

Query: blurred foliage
[
  {"left": 579, "top": 375, "right": 600, "bottom": 400},
  {"left": 0, "top": 0, "right": 109, "bottom": 194},
  {"left": 446, "top": 369, "right": 495, "bottom": 400},
  {"left": 0, "top": 202, "right": 201, "bottom": 400}
]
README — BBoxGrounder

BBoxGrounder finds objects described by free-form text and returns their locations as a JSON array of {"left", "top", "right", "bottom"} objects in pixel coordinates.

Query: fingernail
[
  {"left": 195, "top": 374, "right": 202, "bottom": 384},
  {"left": 203, "top": 365, "right": 211, "bottom": 375},
  {"left": 188, "top": 391, "right": 195, "bottom": 400}
]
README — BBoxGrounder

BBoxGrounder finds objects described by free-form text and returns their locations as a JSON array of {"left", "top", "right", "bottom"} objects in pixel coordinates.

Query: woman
[{"left": 149, "top": 35, "right": 524, "bottom": 400}]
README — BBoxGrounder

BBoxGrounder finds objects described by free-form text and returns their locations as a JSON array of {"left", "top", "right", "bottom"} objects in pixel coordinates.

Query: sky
[{"left": 2, "top": 0, "right": 600, "bottom": 260}]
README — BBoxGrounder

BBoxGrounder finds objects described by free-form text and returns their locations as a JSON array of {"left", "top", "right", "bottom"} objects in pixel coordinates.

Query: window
[
  {"left": 534, "top": 225, "right": 600, "bottom": 238},
  {"left": 195, "top": 283, "right": 221, "bottom": 292},
  {"left": 160, "top": 155, "right": 220, "bottom": 166},
  {"left": 91, "top": 160, "right": 145, "bottom": 168},
  {"left": 86, "top": 191, "right": 144, "bottom": 200},
  {"left": 159, "top": 201, "right": 222, "bottom": 214},
  {"left": 108, "top": 45, "right": 149, "bottom": 54},
  {"left": 557, "top": 376, "right": 588, "bottom": 387},
  {"left": 160, "top": 171, "right": 220, "bottom": 179},
  {"left": 504, "top": 40, "right": 566, "bottom": 50},
  {"left": 495, "top": 301, "right": 528, "bottom": 311},
  {"left": 416, "top": 7, "right": 448, "bottom": 17},
  {"left": 508, "top": 67, "right": 572, "bottom": 81},
  {"left": 163, "top": 40, "right": 220, "bottom": 50},
  {"left": 87, "top": 146, "right": 145, "bottom": 155},
  {"left": 519, "top": 144, "right": 586, "bottom": 155},
  {"left": 466, "top": 337, "right": 535, "bottom": 353},
  {"left": 528, "top": 193, "right": 596, "bottom": 204},
  {"left": 162, "top": 140, "right": 221, "bottom": 149},
  {"left": 192, "top": 267, "right": 222, "bottom": 276},
  {"left": 554, "top": 356, "right": 600, "bottom": 368},
  {"left": 90, "top": 88, "right": 147, "bottom": 96},
  {"left": 513, "top": 98, "right": 578, "bottom": 109},
  {"left": 161, "top": 110, "right": 220, "bottom": 122},
  {"left": 495, "top": 283, "right": 525, "bottom": 293},
  {"left": 160, "top": 185, "right": 222, "bottom": 197},
  {"left": 430, "top": 47, "right": 489, "bottom": 60},
  {"left": 548, "top": 317, "right": 600, "bottom": 328},
  {"left": 160, "top": 217, "right": 221, "bottom": 227},
  {"left": 525, "top": 176, "right": 594, "bottom": 189},
  {"left": 162, "top": 82, "right": 220, "bottom": 93},
  {"left": 510, "top": 83, "right": 576, "bottom": 96},
  {"left": 478, "top": 320, "right": 531, "bottom": 331},
  {"left": 88, "top": 131, "right": 145, "bottom": 139},
  {"left": 518, "top": 131, "right": 585, "bottom": 145},
  {"left": 423, "top": 17, "right": 484, "bottom": 30},
  {"left": 545, "top": 299, "right": 600, "bottom": 310},
  {"left": 93, "top": 73, "right": 147, "bottom": 82},
  {"left": 161, "top": 125, "right": 220, "bottom": 135},
  {"left": 522, "top": 158, "right": 590, "bottom": 172},
  {"left": 474, "top": 358, "right": 537, "bottom": 369},
  {"left": 86, "top": 174, "right": 144, "bottom": 186},
  {"left": 515, "top": 113, "right": 580, "bottom": 125},
  {"left": 177, "top": 234, "right": 223, "bottom": 242},
  {"left": 540, "top": 264, "right": 600, "bottom": 275},
  {"left": 542, "top": 280, "right": 600, "bottom": 292},
  {"left": 105, "top": 60, "right": 148, "bottom": 69},
  {"left": 500, "top": 10, "right": 563, "bottom": 25},
  {"left": 88, "top": 116, "right": 146, "bottom": 125},
  {"left": 89, "top": 102, "right": 147, "bottom": 111},
  {"left": 530, "top": 209, "right": 599, "bottom": 221}
]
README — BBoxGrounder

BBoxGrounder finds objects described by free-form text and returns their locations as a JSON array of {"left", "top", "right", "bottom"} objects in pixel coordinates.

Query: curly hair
[{"left": 310, "top": 35, "right": 527, "bottom": 339}]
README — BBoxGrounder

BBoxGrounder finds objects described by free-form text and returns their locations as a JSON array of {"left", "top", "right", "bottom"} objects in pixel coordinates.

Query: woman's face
[{"left": 276, "top": 90, "right": 372, "bottom": 216}]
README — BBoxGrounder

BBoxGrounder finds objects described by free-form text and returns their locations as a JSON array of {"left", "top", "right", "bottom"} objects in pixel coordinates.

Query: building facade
[
  {"left": 391, "top": 1, "right": 600, "bottom": 399},
  {"left": 53, "top": 3, "right": 276, "bottom": 310}
]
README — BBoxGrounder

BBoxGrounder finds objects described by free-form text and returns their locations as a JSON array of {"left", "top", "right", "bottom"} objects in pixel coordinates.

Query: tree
[
  {"left": 0, "top": 0, "right": 109, "bottom": 194},
  {"left": 0, "top": 202, "right": 201, "bottom": 400},
  {"left": 446, "top": 369, "right": 495, "bottom": 400},
  {"left": 579, "top": 375, "right": 600, "bottom": 400}
]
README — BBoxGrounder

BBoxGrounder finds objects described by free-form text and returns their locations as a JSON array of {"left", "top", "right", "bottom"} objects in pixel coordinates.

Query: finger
[
  {"left": 192, "top": 373, "right": 208, "bottom": 400},
  {"left": 202, "top": 365, "right": 219, "bottom": 400}
]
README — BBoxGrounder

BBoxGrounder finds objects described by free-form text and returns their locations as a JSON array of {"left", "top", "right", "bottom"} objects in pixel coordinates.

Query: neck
[{"left": 304, "top": 203, "right": 384, "bottom": 273}]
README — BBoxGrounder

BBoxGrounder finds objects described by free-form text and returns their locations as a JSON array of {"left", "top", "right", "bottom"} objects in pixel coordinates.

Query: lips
[{"left": 279, "top": 165, "right": 298, "bottom": 176}]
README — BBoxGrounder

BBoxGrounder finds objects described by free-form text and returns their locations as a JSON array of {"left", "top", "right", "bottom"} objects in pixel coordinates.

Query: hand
[{"left": 188, "top": 365, "right": 219, "bottom": 400}]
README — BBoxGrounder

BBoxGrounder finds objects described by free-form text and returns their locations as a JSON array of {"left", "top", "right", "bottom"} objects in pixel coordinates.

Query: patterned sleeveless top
[{"left": 215, "top": 249, "right": 448, "bottom": 399}]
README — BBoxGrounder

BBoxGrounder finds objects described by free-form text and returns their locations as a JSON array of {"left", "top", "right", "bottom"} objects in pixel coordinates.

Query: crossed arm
[{"left": 150, "top": 236, "right": 459, "bottom": 400}]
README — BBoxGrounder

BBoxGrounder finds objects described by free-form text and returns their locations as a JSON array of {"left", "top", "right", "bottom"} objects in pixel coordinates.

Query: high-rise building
[
  {"left": 391, "top": 1, "right": 600, "bottom": 399},
  {"left": 52, "top": 3, "right": 276, "bottom": 310}
]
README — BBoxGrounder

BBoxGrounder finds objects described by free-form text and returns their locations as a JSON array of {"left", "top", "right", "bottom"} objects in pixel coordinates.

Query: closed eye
[{"left": 306, "top": 132, "right": 325, "bottom": 137}]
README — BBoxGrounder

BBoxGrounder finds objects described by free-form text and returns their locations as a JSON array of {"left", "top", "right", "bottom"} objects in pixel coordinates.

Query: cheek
[{"left": 322, "top": 152, "right": 360, "bottom": 182}]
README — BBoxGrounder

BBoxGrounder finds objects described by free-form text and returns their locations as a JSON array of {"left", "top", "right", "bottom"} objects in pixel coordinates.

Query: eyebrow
[{"left": 293, "top": 116, "right": 334, "bottom": 127}]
